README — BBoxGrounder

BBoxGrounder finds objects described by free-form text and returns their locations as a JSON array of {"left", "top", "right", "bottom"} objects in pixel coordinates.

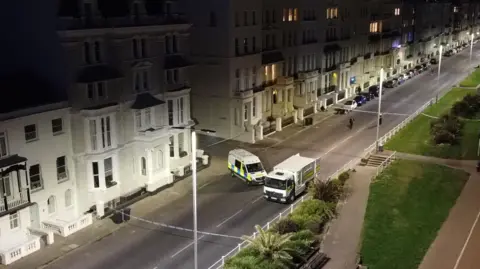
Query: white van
[{"left": 228, "top": 149, "right": 267, "bottom": 184}]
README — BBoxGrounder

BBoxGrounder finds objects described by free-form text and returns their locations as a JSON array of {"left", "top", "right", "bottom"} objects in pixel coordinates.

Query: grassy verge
[
  {"left": 385, "top": 88, "right": 480, "bottom": 159},
  {"left": 459, "top": 68, "right": 480, "bottom": 87},
  {"left": 360, "top": 160, "right": 468, "bottom": 269}
]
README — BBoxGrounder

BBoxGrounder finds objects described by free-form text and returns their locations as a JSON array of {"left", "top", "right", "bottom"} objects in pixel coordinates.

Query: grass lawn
[
  {"left": 459, "top": 68, "right": 480, "bottom": 87},
  {"left": 385, "top": 88, "right": 480, "bottom": 159},
  {"left": 360, "top": 160, "right": 468, "bottom": 269}
]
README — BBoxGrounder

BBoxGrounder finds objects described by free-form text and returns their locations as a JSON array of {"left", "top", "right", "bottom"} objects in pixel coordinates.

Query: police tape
[{"left": 110, "top": 208, "right": 242, "bottom": 240}]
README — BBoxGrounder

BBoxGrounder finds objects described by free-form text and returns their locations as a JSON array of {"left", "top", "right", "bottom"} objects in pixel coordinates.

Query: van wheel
[{"left": 287, "top": 194, "right": 295, "bottom": 204}]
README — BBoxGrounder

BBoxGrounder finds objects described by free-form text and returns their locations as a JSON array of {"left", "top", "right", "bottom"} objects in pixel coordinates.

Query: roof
[
  {"left": 131, "top": 93, "right": 165, "bottom": 109},
  {"left": 0, "top": 155, "right": 27, "bottom": 170},
  {"left": 229, "top": 149, "right": 261, "bottom": 164},
  {"left": 274, "top": 154, "right": 315, "bottom": 172},
  {"left": 0, "top": 70, "right": 68, "bottom": 114}
]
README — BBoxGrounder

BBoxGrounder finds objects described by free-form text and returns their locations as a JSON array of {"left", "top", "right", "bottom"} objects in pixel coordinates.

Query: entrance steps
[{"left": 366, "top": 154, "right": 389, "bottom": 167}]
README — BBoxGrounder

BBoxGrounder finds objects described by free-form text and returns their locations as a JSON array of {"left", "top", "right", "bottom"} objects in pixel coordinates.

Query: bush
[
  {"left": 309, "top": 179, "right": 344, "bottom": 203},
  {"left": 430, "top": 114, "right": 463, "bottom": 145},
  {"left": 290, "top": 200, "right": 335, "bottom": 232},
  {"left": 451, "top": 94, "right": 480, "bottom": 118},
  {"left": 287, "top": 230, "right": 316, "bottom": 263},
  {"left": 338, "top": 171, "right": 350, "bottom": 184},
  {"left": 273, "top": 218, "right": 300, "bottom": 234}
]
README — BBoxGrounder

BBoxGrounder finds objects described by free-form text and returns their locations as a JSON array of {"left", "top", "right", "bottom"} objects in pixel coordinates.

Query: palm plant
[{"left": 242, "top": 225, "right": 300, "bottom": 269}]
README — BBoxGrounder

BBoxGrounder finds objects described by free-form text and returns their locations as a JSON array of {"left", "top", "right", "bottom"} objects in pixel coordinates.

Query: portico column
[{"left": 147, "top": 148, "right": 154, "bottom": 183}]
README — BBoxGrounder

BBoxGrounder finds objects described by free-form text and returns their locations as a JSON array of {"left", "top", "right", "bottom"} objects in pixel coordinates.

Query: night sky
[{"left": 0, "top": 0, "right": 68, "bottom": 112}]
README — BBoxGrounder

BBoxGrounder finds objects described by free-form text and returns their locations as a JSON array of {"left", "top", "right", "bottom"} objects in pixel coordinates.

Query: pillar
[{"left": 276, "top": 117, "right": 282, "bottom": 131}]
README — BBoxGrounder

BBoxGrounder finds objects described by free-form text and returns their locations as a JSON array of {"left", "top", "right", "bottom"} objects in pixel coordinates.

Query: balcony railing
[{"left": 0, "top": 189, "right": 30, "bottom": 213}]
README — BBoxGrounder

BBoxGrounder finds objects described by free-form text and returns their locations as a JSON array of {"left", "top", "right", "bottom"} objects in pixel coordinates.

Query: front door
[{"left": 30, "top": 203, "right": 40, "bottom": 228}]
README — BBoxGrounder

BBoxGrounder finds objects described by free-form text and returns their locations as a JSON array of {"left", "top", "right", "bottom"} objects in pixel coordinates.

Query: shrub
[
  {"left": 273, "top": 218, "right": 300, "bottom": 234},
  {"left": 309, "top": 179, "right": 343, "bottom": 203},
  {"left": 430, "top": 114, "right": 463, "bottom": 145},
  {"left": 287, "top": 230, "right": 316, "bottom": 263},
  {"left": 291, "top": 200, "right": 335, "bottom": 232},
  {"left": 338, "top": 171, "right": 350, "bottom": 184},
  {"left": 451, "top": 100, "right": 474, "bottom": 118}
]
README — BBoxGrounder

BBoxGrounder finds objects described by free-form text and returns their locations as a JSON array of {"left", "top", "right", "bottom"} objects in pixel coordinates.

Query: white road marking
[
  {"left": 170, "top": 235, "right": 206, "bottom": 258},
  {"left": 251, "top": 196, "right": 263, "bottom": 204},
  {"left": 216, "top": 210, "right": 243, "bottom": 228},
  {"left": 453, "top": 209, "right": 480, "bottom": 269},
  {"left": 198, "top": 182, "right": 212, "bottom": 189}
]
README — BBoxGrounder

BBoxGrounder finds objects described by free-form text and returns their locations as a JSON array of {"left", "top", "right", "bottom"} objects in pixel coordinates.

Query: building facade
[
  {"left": 0, "top": 0, "right": 207, "bottom": 264},
  {"left": 184, "top": 0, "right": 480, "bottom": 143}
]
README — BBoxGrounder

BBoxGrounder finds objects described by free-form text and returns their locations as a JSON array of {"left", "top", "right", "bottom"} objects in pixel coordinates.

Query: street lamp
[
  {"left": 470, "top": 33, "right": 475, "bottom": 63},
  {"left": 171, "top": 126, "right": 215, "bottom": 269},
  {"left": 376, "top": 68, "right": 384, "bottom": 152},
  {"left": 438, "top": 45, "right": 443, "bottom": 81}
]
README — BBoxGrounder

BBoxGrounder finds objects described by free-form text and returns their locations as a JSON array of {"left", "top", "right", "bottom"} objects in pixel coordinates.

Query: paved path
[
  {"left": 7, "top": 45, "right": 480, "bottom": 269},
  {"left": 322, "top": 166, "right": 378, "bottom": 269}
]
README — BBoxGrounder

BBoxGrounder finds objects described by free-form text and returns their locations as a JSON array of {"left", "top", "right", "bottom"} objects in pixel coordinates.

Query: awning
[
  {"left": 262, "top": 51, "right": 284, "bottom": 65},
  {"left": 77, "top": 65, "right": 123, "bottom": 83},
  {"left": 164, "top": 55, "right": 192, "bottom": 70},
  {"left": 131, "top": 93, "right": 165, "bottom": 109},
  {"left": 0, "top": 154, "right": 27, "bottom": 170}
]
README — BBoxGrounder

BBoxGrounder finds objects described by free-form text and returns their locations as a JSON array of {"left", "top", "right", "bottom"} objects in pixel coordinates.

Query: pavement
[{"left": 7, "top": 45, "right": 480, "bottom": 269}]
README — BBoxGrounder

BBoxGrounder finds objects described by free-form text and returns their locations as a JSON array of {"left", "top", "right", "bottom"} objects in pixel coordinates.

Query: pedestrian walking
[{"left": 349, "top": 117, "right": 354, "bottom": 130}]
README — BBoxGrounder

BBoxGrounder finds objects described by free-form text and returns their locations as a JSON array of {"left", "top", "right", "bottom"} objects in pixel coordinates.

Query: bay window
[
  {"left": 91, "top": 157, "right": 116, "bottom": 189},
  {"left": 134, "top": 108, "right": 154, "bottom": 130},
  {"left": 88, "top": 115, "right": 115, "bottom": 152}
]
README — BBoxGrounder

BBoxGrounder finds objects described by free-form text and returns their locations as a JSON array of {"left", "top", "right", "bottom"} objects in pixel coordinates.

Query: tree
[{"left": 242, "top": 225, "right": 300, "bottom": 269}]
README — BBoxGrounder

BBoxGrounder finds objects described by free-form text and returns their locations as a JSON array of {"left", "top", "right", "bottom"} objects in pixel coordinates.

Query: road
[{"left": 45, "top": 46, "right": 480, "bottom": 269}]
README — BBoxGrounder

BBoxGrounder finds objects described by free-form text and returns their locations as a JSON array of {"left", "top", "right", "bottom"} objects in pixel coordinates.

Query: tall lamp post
[
  {"left": 470, "top": 33, "right": 475, "bottom": 63},
  {"left": 437, "top": 45, "right": 443, "bottom": 81},
  {"left": 172, "top": 126, "right": 215, "bottom": 269},
  {"left": 376, "top": 68, "right": 384, "bottom": 152}
]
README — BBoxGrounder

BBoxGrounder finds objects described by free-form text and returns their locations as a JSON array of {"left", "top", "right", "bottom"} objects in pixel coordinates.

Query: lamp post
[
  {"left": 376, "top": 68, "right": 384, "bottom": 152},
  {"left": 470, "top": 33, "right": 475, "bottom": 63},
  {"left": 171, "top": 126, "right": 215, "bottom": 269},
  {"left": 438, "top": 45, "right": 443, "bottom": 81}
]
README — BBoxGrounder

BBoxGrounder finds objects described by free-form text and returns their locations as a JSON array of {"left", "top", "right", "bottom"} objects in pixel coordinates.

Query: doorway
[{"left": 30, "top": 203, "right": 40, "bottom": 228}]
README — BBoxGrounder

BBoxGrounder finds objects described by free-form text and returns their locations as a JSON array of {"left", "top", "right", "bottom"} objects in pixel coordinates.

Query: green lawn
[
  {"left": 459, "top": 68, "right": 480, "bottom": 87},
  {"left": 385, "top": 88, "right": 480, "bottom": 159},
  {"left": 360, "top": 160, "right": 468, "bottom": 269}
]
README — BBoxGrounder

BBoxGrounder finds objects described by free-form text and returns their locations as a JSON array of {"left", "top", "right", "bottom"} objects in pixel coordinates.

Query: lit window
[
  {"left": 288, "top": 8, "right": 293, "bottom": 21},
  {"left": 394, "top": 8, "right": 400, "bottom": 16},
  {"left": 370, "top": 22, "right": 379, "bottom": 33},
  {"left": 454, "top": 6, "right": 458, "bottom": 13},
  {"left": 293, "top": 8, "right": 298, "bottom": 21},
  {"left": 283, "top": 8, "right": 287, "bottom": 22},
  {"left": 326, "top": 8, "right": 338, "bottom": 19}
]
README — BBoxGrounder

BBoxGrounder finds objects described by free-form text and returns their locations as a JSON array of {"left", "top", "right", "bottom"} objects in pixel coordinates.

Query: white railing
[
  {"left": 42, "top": 213, "right": 93, "bottom": 237},
  {"left": 0, "top": 236, "right": 41, "bottom": 265},
  {"left": 208, "top": 86, "right": 451, "bottom": 269}
]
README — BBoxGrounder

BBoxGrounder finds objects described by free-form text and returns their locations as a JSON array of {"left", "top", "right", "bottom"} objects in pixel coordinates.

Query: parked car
[
  {"left": 430, "top": 58, "right": 438, "bottom": 64},
  {"left": 383, "top": 79, "right": 397, "bottom": 88},
  {"left": 343, "top": 100, "right": 358, "bottom": 112},
  {"left": 354, "top": 95, "right": 367, "bottom": 106},
  {"left": 368, "top": 85, "right": 381, "bottom": 97},
  {"left": 397, "top": 74, "right": 408, "bottom": 81},
  {"left": 414, "top": 65, "right": 424, "bottom": 73},
  {"left": 359, "top": 91, "right": 374, "bottom": 101},
  {"left": 421, "top": 62, "right": 429, "bottom": 70},
  {"left": 443, "top": 50, "right": 453, "bottom": 57}
]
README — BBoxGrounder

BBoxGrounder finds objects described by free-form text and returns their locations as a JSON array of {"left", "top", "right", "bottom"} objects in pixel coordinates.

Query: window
[
  {"left": 235, "top": 38, "right": 239, "bottom": 55},
  {"left": 0, "top": 174, "right": 11, "bottom": 198},
  {"left": 326, "top": 8, "right": 338, "bottom": 19},
  {"left": 243, "top": 38, "right": 248, "bottom": 53},
  {"left": 178, "top": 132, "right": 185, "bottom": 153},
  {"left": 57, "top": 156, "right": 68, "bottom": 181},
  {"left": 370, "top": 22, "right": 379, "bottom": 33},
  {"left": 165, "top": 36, "right": 171, "bottom": 54},
  {"left": 454, "top": 6, "right": 459, "bottom": 13},
  {"left": 394, "top": 8, "right": 400, "bottom": 16},
  {"left": 244, "top": 68, "right": 250, "bottom": 89},
  {"left": 172, "top": 35, "right": 178, "bottom": 53},
  {"left": 24, "top": 124, "right": 37, "bottom": 142},
  {"left": 293, "top": 8, "right": 298, "bottom": 21},
  {"left": 104, "top": 157, "right": 114, "bottom": 187},
  {"left": 165, "top": 35, "right": 178, "bottom": 54},
  {"left": 92, "top": 162, "right": 100, "bottom": 188},
  {"left": 235, "top": 12, "right": 239, "bottom": 27},
  {"left": 65, "top": 189, "right": 72, "bottom": 207},
  {"left": 9, "top": 213, "right": 19, "bottom": 230},
  {"left": 235, "top": 69, "right": 241, "bottom": 91},
  {"left": 244, "top": 104, "right": 248, "bottom": 120},
  {"left": 253, "top": 97, "right": 257, "bottom": 117},
  {"left": 29, "top": 164, "right": 42, "bottom": 191},
  {"left": 252, "top": 36, "right": 256, "bottom": 52},
  {"left": 86, "top": 82, "right": 106, "bottom": 100},
  {"left": 141, "top": 157, "right": 147, "bottom": 175},
  {"left": 52, "top": 118, "right": 63, "bottom": 135},
  {"left": 252, "top": 67, "right": 257, "bottom": 87},
  {"left": 252, "top": 11, "right": 256, "bottom": 25},
  {"left": 83, "top": 41, "right": 102, "bottom": 64},
  {"left": 168, "top": 100, "right": 174, "bottom": 125},
  {"left": 132, "top": 38, "right": 147, "bottom": 58},
  {"left": 177, "top": 98, "right": 184, "bottom": 124},
  {"left": 134, "top": 70, "right": 150, "bottom": 92},
  {"left": 244, "top": 10, "right": 248, "bottom": 26},
  {"left": 47, "top": 196, "right": 56, "bottom": 215},
  {"left": 89, "top": 116, "right": 113, "bottom": 151},
  {"left": 288, "top": 8, "right": 293, "bottom": 21},
  {"left": 169, "top": 136, "right": 174, "bottom": 157},
  {"left": 209, "top": 11, "right": 217, "bottom": 26},
  {"left": 0, "top": 132, "right": 8, "bottom": 158},
  {"left": 166, "top": 69, "right": 179, "bottom": 84}
]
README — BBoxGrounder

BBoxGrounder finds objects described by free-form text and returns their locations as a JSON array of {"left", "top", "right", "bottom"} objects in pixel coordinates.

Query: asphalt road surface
[{"left": 45, "top": 46, "right": 480, "bottom": 269}]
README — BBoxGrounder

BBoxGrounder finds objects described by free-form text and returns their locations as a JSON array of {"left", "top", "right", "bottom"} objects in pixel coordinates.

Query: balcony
[
  {"left": 42, "top": 213, "right": 93, "bottom": 237},
  {"left": 276, "top": 76, "right": 294, "bottom": 85},
  {"left": 0, "top": 189, "right": 31, "bottom": 216},
  {"left": 296, "top": 70, "right": 319, "bottom": 80},
  {"left": 324, "top": 65, "right": 337, "bottom": 72},
  {"left": 57, "top": 14, "right": 188, "bottom": 31},
  {"left": 233, "top": 89, "right": 253, "bottom": 99}
]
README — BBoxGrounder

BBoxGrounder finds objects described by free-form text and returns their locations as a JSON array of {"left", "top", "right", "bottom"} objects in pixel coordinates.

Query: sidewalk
[
  {"left": 3, "top": 110, "right": 337, "bottom": 269},
  {"left": 321, "top": 165, "right": 378, "bottom": 269}
]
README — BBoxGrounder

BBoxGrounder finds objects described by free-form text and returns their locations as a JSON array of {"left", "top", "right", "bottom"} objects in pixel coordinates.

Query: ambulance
[
  {"left": 228, "top": 149, "right": 267, "bottom": 184},
  {"left": 264, "top": 153, "right": 320, "bottom": 203}
]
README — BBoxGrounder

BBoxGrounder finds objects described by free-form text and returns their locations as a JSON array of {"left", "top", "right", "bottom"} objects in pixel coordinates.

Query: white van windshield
[
  {"left": 246, "top": 163, "right": 263, "bottom": 173},
  {"left": 264, "top": 177, "right": 286, "bottom": 190}
]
